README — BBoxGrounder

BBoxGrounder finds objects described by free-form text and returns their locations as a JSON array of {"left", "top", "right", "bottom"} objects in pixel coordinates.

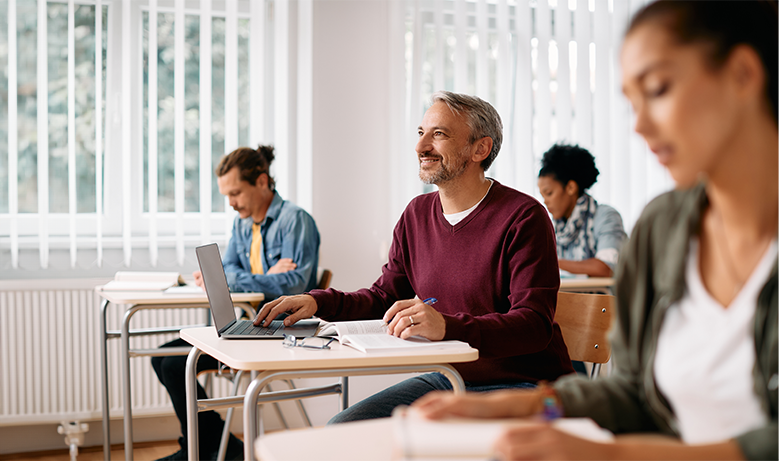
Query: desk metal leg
[
  {"left": 100, "top": 299, "right": 111, "bottom": 461},
  {"left": 434, "top": 366, "right": 466, "bottom": 394},
  {"left": 98, "top": 300, "right": 252, "bottom": 461},
  {"left": 120, "top": 308, "right": 139, "bottom": 461},
  {"left": 243, "top": 378, "right": 264, "bottom": 461},
  {"left": 185, "top": 347, "right": 203, "bottom": 461}
]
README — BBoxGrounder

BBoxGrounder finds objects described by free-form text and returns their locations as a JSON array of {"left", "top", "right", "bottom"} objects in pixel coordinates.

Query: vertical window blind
[
  {"left": 400, "top": 0, "right": 674, "bottom": 231},
  {"left": 1, "top": 0, "right": 310, "bottom": 273},
  {"left": 3, "top": 0, "right": 673, "bottom": 275}
]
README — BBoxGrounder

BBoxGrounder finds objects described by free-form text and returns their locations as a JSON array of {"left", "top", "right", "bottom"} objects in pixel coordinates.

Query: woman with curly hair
[{"left": 537, "top": 143, "right": 627, "bottom": 277}]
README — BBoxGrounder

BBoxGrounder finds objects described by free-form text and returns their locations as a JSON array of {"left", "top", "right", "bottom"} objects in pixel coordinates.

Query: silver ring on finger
[{"left": 409, "top": 315, "right": 415, "bottom": 326}]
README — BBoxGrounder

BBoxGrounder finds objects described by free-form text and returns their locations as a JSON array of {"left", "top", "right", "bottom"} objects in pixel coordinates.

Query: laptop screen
[{"left": 195, "top": 243, "right": 237, "bottom": 332}]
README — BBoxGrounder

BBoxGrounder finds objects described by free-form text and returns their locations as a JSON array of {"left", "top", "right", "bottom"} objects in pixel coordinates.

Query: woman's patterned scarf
[{"left": 554, "top": 193, "right": 598, "bottom": 261}]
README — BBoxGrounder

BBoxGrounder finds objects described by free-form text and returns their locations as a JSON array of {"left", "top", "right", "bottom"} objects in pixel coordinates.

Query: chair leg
[
  {"left": 217, "top": 370, "right": 244, "bottom": 461},
  {"left": 590, "top": 363, "right": 602, "bottom": 380},
  {"left": 340, "top": 376, "right": 349, "bottom": 411},
  {"left": 204, "top": 371, "right": 213, "bottom": 395},
  {"left": 283, "top": 379, "right": 313, "bottom": 427},
  {"left": 266, "top": 382, "right": 290, "bottom": 429}
]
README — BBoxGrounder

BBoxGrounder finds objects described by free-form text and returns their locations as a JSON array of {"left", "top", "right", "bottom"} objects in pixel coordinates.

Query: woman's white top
[{"left": 654, "top": 238, "right": 776, "bottom": 444}]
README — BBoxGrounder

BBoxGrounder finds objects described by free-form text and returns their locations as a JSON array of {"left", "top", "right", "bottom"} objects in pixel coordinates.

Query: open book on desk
[
  {"left": 392, "top": 407, "right": 613, "bottom": 460},
  {"left": 317, "top": 319, "right": 470, "bottom": 354},
  {"left": 99, "top": 271, "right": 186, "bottom": 291}
]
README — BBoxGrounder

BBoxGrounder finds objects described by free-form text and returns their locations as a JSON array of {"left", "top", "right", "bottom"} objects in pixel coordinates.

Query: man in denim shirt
[
  {"left": 153, "top": 145, "right": 320, "bottom": 461},
  {"left": 194, "top": 146, "right": 321, "bottom": 296}
]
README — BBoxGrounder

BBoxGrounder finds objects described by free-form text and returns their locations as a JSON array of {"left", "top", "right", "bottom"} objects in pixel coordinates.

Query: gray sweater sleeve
[{"left": 592, "top": 204, "right": 627, "bottom": 271}]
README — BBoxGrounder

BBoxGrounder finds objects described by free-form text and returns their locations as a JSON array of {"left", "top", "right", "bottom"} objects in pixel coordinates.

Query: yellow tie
[{"left": 250, "top": 223, "right": 264, "bottom": 275}]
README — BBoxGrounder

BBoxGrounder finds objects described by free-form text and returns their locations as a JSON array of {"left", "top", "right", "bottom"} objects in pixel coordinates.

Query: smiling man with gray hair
[{"left": 255, "top": 90, "right": 573, "bottom": 423}]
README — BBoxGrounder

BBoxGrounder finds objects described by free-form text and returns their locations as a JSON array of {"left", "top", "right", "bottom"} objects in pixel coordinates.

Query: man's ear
[
  {"left": 255, "top": 172, "right": 269, "bottom": 190},
  {"left": 471, "top": 137, "right": 493, "bottom": 163}
]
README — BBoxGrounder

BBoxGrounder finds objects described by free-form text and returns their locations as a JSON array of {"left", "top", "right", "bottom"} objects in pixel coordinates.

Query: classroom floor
[{"left": 1, "top": 439, "right": 192, "bottom": 461}]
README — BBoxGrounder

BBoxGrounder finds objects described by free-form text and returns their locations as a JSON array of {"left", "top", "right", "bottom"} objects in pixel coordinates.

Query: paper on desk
[
  {"left": 391, "top": 407, "right": 613, "bottom": 460},
  {"left": 163, "top": 285, "right": 204, "bottom": 294},
  {"left": 100, "top": 271, "right": 187, "bottom": 291},
  {"left": 560, "top": 269, "right": 588, "bottom": 279}
]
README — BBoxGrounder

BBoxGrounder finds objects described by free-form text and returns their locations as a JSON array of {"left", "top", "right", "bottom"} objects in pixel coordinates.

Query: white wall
[
  {"left": 311, "top": 0, "right": 397, "bottom": 292},
  {"left": 294, "top": 0, "right": 418, "bottom": 428}
]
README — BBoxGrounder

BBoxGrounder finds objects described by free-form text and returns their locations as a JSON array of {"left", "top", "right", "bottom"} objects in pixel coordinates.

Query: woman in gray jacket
[{"left": 413, "top": 1, "right": 778, "bottom": 460}]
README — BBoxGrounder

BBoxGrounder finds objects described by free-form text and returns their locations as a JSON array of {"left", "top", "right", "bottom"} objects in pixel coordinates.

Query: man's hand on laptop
[{"left": 254, "top": 294, "right": 318, "bottom": 327}]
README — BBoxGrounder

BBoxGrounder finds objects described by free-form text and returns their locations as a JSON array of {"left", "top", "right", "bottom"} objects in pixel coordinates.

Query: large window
[
  {"left": 1, "top": 0, "right": 306, "bottom": 276},
  {"left": 401, "top": 0, "right": 673, "bottom": 230},
  {"left": 0, "top": 1, "right": 106, "bottom": 216},
  {"left": 141, "top": 7, "right": 251, "bottom": 215}
]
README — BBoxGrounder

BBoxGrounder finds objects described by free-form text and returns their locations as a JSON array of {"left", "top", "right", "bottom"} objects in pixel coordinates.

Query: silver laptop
[{"left": 195, "top": 243, "right": 320, "bottom": 339}]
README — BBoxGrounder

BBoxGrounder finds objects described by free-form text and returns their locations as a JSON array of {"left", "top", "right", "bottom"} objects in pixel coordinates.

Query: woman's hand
[
  {"left": 494, "top": 428, "right": 748, "bottom": 460},
  {"left": 413, "top": 389, "right": 544, "bottom": 420},
  {"left": 493, "top": 424, "right": 612, "bottom": 460}
]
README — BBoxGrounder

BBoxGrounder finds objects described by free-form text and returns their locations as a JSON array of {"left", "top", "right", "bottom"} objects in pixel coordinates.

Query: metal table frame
[
  {"left": 98, "top": 292, "right": 260, "bottom": 461},
  {"left": 181, "top": 332, "right": 473, "bottom": 461}
]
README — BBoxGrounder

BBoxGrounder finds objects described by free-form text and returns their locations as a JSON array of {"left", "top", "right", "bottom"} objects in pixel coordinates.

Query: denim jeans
[{"left": 328, "top": 372, "right": 536, "bottom": 424}]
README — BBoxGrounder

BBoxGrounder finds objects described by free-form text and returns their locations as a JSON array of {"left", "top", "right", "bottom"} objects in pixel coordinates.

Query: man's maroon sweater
[{"left": 310, "top": 180, "right": 573, "bottom": 384}]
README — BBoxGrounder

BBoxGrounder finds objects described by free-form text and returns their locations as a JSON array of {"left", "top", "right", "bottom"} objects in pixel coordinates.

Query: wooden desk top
[
  {"left": 94, "top": 287, "right": 264, "bottom": 305},
  {"left": 180, "top": 326, "right": 479, "bottom": 371}
]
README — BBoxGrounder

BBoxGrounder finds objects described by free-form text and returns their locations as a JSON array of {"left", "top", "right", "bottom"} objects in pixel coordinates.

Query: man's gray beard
[{"left": 419, "top": 149, "right": 470, "bottom": 185}]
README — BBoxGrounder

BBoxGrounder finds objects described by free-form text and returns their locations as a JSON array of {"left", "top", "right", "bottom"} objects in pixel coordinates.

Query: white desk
[
  {"left": 560, "top": 277, "right": 614, "bottom": 293},
  {"left": 96, "top": 288, "right": 264, "bottom": 461},
  {"left": 180, "top": 326, "right": 479, "bottom": 461},
  {"left": 257, "top": 418, "right": 394, "bottom": 461},
  {"left": 254, "top": 414, "right": 614, "bottom": 461}
]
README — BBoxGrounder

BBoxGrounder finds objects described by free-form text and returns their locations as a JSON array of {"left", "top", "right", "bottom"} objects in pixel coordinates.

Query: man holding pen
[{"left": 255, "top": 91, "right": 573, "bottom": 423}]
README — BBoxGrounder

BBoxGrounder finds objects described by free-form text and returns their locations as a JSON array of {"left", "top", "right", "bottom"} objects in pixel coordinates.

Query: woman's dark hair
[
  {"left": 216, "top": 144, "right": 276, "bottom": 191},
  {"left": 628, "top": 0, "right": 778, "bottom": 122},
  {"left": 538, "top": 143, "right": 599, "bottom": 195}
]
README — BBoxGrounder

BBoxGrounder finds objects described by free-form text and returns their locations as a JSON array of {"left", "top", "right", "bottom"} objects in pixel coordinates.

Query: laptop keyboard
[{"left": 228, "top": 320, "right": 281, "bottom": 336}]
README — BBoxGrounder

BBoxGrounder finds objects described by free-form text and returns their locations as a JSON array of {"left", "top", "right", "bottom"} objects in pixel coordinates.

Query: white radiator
[{"left": 0, "top": 279, "right": 234, "bottom": 426}]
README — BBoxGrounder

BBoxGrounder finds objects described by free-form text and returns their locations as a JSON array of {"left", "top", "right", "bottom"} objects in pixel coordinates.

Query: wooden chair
[
  {"left": 317, "top": 267, "right": 333, "bottom": 290},
  {"left": 554, "top": 291, "right": 614, "bottom": 379}
]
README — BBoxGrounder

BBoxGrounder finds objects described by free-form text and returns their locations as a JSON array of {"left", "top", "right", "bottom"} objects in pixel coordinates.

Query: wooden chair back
[
  {"left": 317, "top": 268, "right": 333, "bottom": 290},
  {"left": 555, "top": 291, "right": 614, "bottom": 377}
]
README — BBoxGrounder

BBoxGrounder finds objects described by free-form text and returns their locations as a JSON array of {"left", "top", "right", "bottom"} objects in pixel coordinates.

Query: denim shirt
[{"left": 222, "top": 192, "right": 320, "bottom": 300}]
